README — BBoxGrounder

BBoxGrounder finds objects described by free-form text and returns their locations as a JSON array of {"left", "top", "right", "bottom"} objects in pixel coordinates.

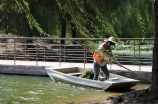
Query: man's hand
[{"left": 111, "top": 57, "right": 121, "bottom": 66}]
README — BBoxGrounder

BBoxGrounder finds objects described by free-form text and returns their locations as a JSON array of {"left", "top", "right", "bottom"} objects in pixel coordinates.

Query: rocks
[{"left": 98, "top": 89, "right": 158, "bottom": 104}]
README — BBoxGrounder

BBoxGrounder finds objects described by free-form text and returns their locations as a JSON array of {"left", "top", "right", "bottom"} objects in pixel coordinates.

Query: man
[{"left": 92, "top": 37, "right": 120, "bottom": 80}]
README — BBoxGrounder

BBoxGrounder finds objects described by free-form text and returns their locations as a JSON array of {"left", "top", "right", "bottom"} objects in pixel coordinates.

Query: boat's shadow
[{"left": 105, "top": 88, "right": 135, "bottom": 93}]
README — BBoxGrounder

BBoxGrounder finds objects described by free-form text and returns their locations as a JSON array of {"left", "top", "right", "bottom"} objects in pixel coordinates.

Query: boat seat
[
  {"left": 66, "top": 72, "right": 82, "bottom": 76},
  {"left": 53, "top": 67, "right": 79, "bottom": 73}
]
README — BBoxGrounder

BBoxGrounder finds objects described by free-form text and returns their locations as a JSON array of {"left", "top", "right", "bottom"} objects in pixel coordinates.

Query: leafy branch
[{"left": 15, "top": 0, "right": 46, "bottom": 35}]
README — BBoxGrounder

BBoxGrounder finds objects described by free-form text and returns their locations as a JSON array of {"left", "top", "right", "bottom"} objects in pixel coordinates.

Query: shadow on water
[
  {"left": 107, "top": 83, "right": 151, "bottom": 92},
  {"left": 106, "top": 88, "right": 133, "bottom": 93}
]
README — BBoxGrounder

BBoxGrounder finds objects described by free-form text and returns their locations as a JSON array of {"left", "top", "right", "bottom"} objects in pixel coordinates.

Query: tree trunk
[
  {"left": 71, "top": 19, "right": 76, "bottom": 44},
  {"left": 5, "top": 13, "right": 10, "bottom": 34},
  {"left": 150, "top": 0, "right": 158, "bottom": 93},
  {"left": 61, "top": 17, "right": 66, "bottom": 44},
  {"left": 0, "top": 11, "right": 7, "bottom": 30}
]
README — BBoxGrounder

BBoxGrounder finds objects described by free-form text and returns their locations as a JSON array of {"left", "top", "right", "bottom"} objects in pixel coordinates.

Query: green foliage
[
  {"left": 54, "top": 0, "right": 154, "bottom": 54},
  {"left": 114, "top": 53, "right": 119, "bottom": 57},
  {"left": 0, "top": 0, "right": 155, "bottom": 45},
  {"left": 99, "top": 71, "right": 104, "bottom": 77},
  {"left": 0, "top": 0, "right": 60, "bottom": 37},
  {"left": 30, "top": 0, "right": 59, "bottom": 37},
  {"left": 55, "top": 0, "right": 117, "bottom": 39},
  {"left": 79, "top": 70, "right": 105, "bottom": 79},
  {"left": 79, "top": 70, "right": 94, "bottom": 79},
  {"left": 112, "top": 45, "right": 153, "bottom": 51},
  {"left": 15, "top": 0, "right": 46, "bottom": 35}
]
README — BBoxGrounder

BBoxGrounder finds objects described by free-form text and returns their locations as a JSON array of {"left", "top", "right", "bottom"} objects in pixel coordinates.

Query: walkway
[{"left": 0, "top": 60, "right": 152, "bottom": 72}]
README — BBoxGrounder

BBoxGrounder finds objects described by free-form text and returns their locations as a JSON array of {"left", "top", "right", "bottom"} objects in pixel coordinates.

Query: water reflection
[{"left": 0, "top": 74, "right": 150, "bottom": 104}]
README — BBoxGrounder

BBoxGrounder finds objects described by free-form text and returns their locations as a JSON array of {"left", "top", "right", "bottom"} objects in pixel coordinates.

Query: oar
[
  {"left": 67, "top": 37, "right": 152, "bottom": 82},
  {"left": 117, "top": 63, "right": 152, "bottom": 82}
]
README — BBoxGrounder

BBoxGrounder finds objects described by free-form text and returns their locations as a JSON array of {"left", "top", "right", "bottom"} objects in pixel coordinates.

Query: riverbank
[{"left": 97, "top": 88, "right": 158, "bottom": 104}]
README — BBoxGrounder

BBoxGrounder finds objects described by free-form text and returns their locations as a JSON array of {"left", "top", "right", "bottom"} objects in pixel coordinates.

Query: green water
[{"left": 0, "top": 74, "right": 150, "bottom": 104}]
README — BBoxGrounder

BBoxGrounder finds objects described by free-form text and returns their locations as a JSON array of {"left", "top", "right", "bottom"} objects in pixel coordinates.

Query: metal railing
[{"left": 0, "top": 37, "right": 154, "bottom": 70}]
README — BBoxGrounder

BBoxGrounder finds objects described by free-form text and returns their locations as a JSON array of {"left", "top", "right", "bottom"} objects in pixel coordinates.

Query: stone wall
[{"left": 0, "top": 65, "right": 47, "bottom": 76}]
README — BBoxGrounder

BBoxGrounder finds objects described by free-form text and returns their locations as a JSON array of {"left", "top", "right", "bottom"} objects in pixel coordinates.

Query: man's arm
[
  {"left": 105, "top": 49, "right": 121, "bottom": 65},
  {"left": 111, "top": 55, "right": 121, "bottom": 65}
]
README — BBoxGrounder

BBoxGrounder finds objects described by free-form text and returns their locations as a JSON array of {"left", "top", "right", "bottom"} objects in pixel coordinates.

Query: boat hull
[{"left": 45, "top": 66, "right": 140, "bottom": 90}]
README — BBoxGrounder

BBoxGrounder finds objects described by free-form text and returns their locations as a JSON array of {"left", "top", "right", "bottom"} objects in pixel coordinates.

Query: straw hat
[{"left": 104, "top": 37, "right": 118, "bottom": 45}]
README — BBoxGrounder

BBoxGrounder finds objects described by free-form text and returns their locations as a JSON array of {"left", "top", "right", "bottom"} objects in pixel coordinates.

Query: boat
[{"left": 45, "top": 66, "right": 140, "bottom": 90}]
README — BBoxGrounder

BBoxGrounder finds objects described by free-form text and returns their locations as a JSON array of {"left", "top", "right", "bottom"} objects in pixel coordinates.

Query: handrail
[
  {"left": 0, "top": 37, "right": 154, "bottom": 70},
  {"left": 0, "top": 37, "right": 154, "bottom": 40}
]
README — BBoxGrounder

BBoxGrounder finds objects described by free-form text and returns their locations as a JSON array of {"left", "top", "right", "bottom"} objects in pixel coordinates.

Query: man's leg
[
  {"left": 100, "top": 65, "right": 109, "bottom": 80},
  {"left": 93, "top": 61, "right": 100, "bottom": 80}
]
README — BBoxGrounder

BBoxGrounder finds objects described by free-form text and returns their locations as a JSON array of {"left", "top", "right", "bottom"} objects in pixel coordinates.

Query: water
[{"left": 0, "top": 74, "right": 150, "bottom": 104}]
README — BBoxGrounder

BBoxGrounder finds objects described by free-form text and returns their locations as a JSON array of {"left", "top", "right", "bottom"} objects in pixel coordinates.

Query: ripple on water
[
  {"left": 20, "top": 96, "right": 39, "bottom": 100},
  {"left": 26, "top": 91, "right": 40, "bottom": 95}
]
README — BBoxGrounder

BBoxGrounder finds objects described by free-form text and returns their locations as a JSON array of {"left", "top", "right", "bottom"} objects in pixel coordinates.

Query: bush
[
  {"left": 79, "top": 70, "right": 105, "bottom": 79},
  {"left": 79, "top": 70, "right": 94, "bottom": 79}
]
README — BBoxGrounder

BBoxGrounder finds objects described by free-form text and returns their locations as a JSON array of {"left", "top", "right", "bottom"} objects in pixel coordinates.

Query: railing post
[
  {"left": 84, "top": 40, "right": 86, "bottom": 68},
  {"left": 134, "top": 40, "right": 135, "bottom": 65},
  {"left": 14, "top": 39, "right": 16, "bottom": 65},
  {"left": 44, "top": 40, "right": 45, "bottom": 62},
  {"left": 139, "top": 40, "right": 141, "bottom": 71},
  {"left": 64, "top": 44, "right": 66, "bottom": 62},
  {"left": 85, "top": 40, "right": 87, "bottom": 63},
  {"left": 6, "top": 39, "right": 8, "bottom": 60},
  {"left": 25, "top": 39, "right": 26, "bottom": 61},
  {"left": 36, "top": 40, "right": 38, "bottom": 66},
  {"left": 59, "top": 39, "right": 61, "bottom": 66}
]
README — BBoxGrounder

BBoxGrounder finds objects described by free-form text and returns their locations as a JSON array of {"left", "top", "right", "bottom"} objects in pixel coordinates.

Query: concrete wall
[
  {"left": 0, "top": 65, "right": 152, "bottom": 83},
  {"left": 0, "top": 65, "right": 48, "bottom": 76}
]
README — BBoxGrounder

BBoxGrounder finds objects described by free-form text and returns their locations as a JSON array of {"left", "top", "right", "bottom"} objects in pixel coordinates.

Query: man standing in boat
[{"left": 92, "top": 37, "right": 120, "bottom": 81}]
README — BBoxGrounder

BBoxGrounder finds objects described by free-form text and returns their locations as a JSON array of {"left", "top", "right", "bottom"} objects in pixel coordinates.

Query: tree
[
  {"left": 123, "top": 0, "right": 158, "bottom": 103},
  {"left": 0, "top": 0, "right": 154, "bottom": 40},
  {"left": 150, "top": 0, "right": 158, "bottom": 96},
  {"left": 110, "top": 1, "right": 158, "bottom": 103}
]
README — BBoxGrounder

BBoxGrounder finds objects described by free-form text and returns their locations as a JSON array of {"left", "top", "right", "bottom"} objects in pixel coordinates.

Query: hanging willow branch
[{"left": 15, "top": 0, "right": 46, "bottom": 35}]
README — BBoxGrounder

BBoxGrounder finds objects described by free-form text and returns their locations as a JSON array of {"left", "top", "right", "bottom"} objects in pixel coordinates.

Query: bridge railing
[{"left": 0, "top": 37, "right": 154, "bottom": 71}]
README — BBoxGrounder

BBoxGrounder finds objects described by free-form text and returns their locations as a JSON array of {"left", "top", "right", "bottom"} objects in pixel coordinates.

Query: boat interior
[
  {"left": 53, "top": 66, "right": 83, "bottom": 76},
  {"left": 52, "top": 66, "right": 128, "bottom": 80}
]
